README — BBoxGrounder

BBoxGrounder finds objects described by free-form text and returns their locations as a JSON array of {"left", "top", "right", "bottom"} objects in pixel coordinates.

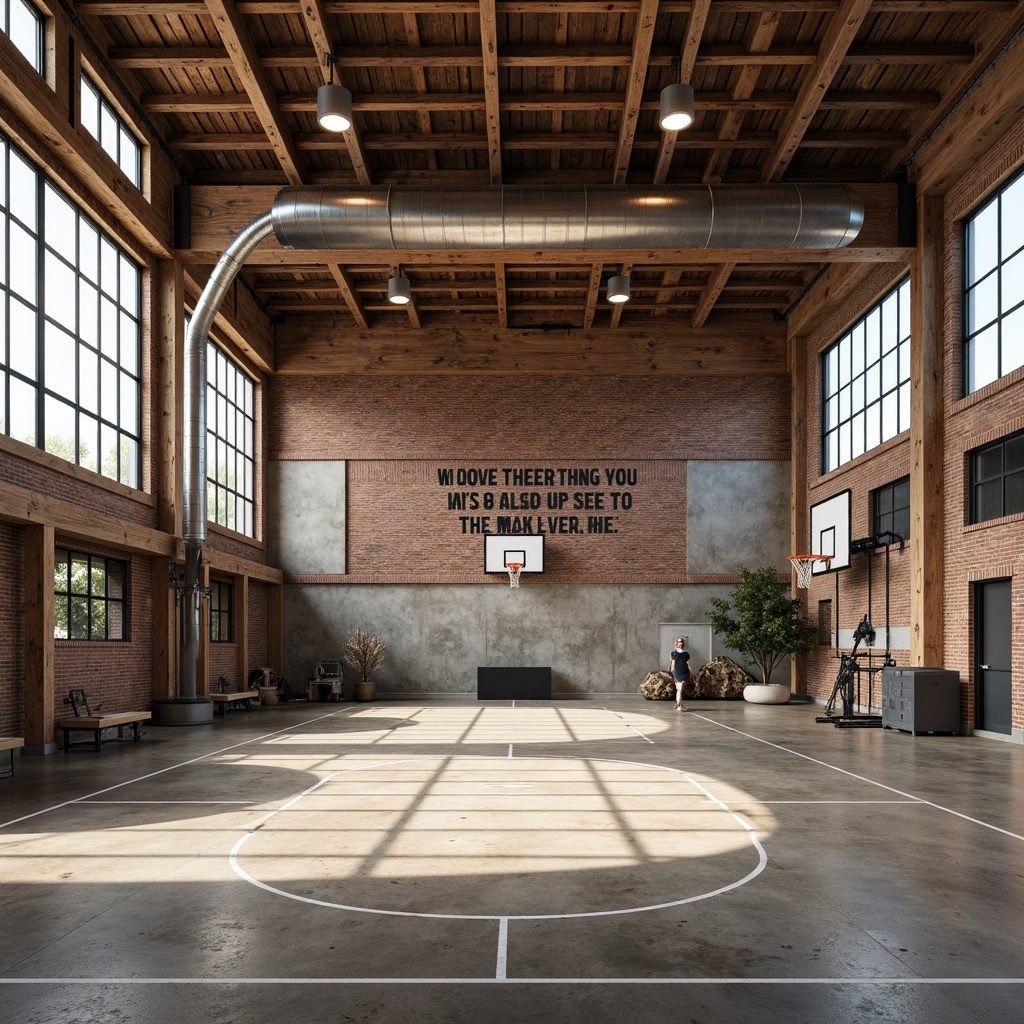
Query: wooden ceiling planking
[{"left": 61, "top": 0, "right": 1018, "bottom": 328}]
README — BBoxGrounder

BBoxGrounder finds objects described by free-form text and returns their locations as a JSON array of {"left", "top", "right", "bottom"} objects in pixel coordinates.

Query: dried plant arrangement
[{"left": 343, "top": 628, "right": 387, "bottom": 682}]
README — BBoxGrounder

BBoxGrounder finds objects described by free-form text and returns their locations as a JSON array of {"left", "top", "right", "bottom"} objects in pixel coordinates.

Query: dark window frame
[
  {"left": 1, "top": 129, "right": 143, "bottom": 486},
  {"left": 970, "top": 428, "right": 1024, "bottom": 524},
  {"left": 79, "top": 72, "right": 142, "bottom": 190},
  {"left": 209, "top": 579, "right": 233, "bottom": 643},
  {"left": 873, "top": 476, "right": 911, "bottom": 541},
  {"left": 821, "top": 278, "right": 911, "bottom": 474},
  {"left": 1, "top": 0, "right": 44, "bottom": 74},
  {"left": 962, "top": 165, "right": 1024, "bottom": 395},
  {"left": 54, "top": 546, "right": 127, "bottom": 641}
]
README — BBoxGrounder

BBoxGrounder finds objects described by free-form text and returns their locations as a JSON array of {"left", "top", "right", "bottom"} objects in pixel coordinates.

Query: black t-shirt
[{"left": 670, "top": 648, "right": 691, "bottom": 681}]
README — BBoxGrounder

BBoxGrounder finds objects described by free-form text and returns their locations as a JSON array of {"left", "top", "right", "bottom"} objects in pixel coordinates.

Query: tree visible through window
[{"left": 54, "top": 547, "right": 126, "bottom": 640}]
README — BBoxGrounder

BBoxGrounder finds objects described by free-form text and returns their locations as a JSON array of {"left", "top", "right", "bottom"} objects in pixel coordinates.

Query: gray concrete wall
[
  {"left": 267, "top": 460, "right": 347, "bottom": 574},
  {"left": 686, "top": 461, "right": 790, "bottom": 573},
  {"left": 283, "top": 583, "right": 783, "bottom": 695}
]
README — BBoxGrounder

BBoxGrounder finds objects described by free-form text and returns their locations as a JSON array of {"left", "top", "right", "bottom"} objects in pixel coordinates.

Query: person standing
[{"left": 669, "top": 636, "right": 696, "bottom": 711}]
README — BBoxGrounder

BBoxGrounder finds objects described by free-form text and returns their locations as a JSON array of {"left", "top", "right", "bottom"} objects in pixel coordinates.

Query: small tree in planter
[
  {"left": 343, "top": 629, "right": 387, "bottom": 700},
  {"left": 707, "top": 566, "right": 816, "bottom": 692}
]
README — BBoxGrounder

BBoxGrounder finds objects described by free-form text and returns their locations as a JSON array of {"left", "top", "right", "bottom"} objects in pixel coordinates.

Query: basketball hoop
[
  {"left": 789, "top": 553, "right": 832, "bottom": 589},
  {"left": 506, "top": 562, "right": 523, "bottom": 589}
]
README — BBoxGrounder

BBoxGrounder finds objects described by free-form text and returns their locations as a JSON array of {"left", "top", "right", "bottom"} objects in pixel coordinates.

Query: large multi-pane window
[
  {"left": 209, "top": 580, "right": 233, "bottom": 642},
  {"left": 80, "top": 73, "right": 142, "bottom": 190},
  {"left": 873, "top": 476, "right": 910, "bottom": 541},
  {"left": 1, "top": 0, "right": 42, "bottom": 73},
  {"left": 54, "top": 547, "right": 126, "bottom": 641},
  {"left": 963, "top": 169, "right": 1024, "bottom": 394},
  {"left": 970, "top": 429, "right": 1024, "bottom": 524},
  {"left": 0, "top": 131, "right": 142, "bottom": 486},
  {"left": 207, "top": 342, "right": 255, "bottom": 537},
  {"left": 822, "top": 278, "right": 911, "bottom": 473}
]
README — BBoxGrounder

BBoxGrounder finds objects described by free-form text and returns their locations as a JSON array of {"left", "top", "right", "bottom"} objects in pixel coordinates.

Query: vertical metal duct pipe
[
  {"left": 180, "top": 212, "right": 275, "bottom": 700},
  {"left": 180, "top": 185, "right": 863, "bottom": 700}
]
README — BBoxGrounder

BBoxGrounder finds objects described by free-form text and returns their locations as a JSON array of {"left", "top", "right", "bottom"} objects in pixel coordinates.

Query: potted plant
[
  {"left": 343, "top": 628, "right": 387, "bottom": 701},
  {"left": 707, "top": 566, "right": 817, "bottom": 704}
]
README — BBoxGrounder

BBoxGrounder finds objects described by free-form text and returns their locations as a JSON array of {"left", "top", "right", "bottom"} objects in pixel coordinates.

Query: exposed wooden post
[
  {"left": 910, "top": 193, "right": 944, "bottom": 665},
  {"left": 236, "top": 574, "right": 250, "bottom": 690},
  {"left": 789, "top": 327, "right": 809, "bottom": 695},
  {"left": 152, "top": 556, "right": 177, "bottom": 700},
  {"left": 25, "top": 525, "right": 56, "bottom": 753}
]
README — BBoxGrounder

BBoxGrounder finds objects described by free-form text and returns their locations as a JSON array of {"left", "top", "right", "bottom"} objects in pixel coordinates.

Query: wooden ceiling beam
[
  {"left": 692, "top": 263, "right": 735, "bottom": 328},
  {"left": 653, "top": 0, "right": 712, "bottom": 184},
  {"left": 479, "top": 0, "right": 503, "bottom": 184},
  {"left": 549, "top": 14, "right": 568, "bottom": 171},
  {"left": 611, "top": 0, "right": 661, "bottom": 185},
  {"left": 762, "top": 0, "right": 876, "bottom": 182},
  {"left": 494, "top": 263, "right": 508, "bottom": 328},
  {"left": 329, "top": 264, "right": 371, "bottom": 328},
  {"left": 108, "top": 43, "right": 974, "bottom": 70},
  {"left": 609, "top": 261, "right": 634, "bottom": 329},
  {"left": 582, "top": 264, "right": 605, "bottom": 330},
  {"left": 298, "top": 0, "right": 372, "bottom": 185},
  {"left": 402, "top": 13, "right": 438, "bottom": 172},
  {"left": 203, "top": 0, "right": 305, "bottom": 185}
]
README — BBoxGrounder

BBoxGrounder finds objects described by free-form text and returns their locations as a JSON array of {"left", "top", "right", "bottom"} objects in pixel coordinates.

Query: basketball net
[
  {"left": 506, "top": 562, "right": 523, "bottom": 589},
  {"left": 789, "top": 554, "right": 832, "bottom": 589}
]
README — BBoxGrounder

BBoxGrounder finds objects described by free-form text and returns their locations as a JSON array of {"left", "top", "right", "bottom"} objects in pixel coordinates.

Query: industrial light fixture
[
  {"left": 659, "top": 55, "right": 695, "bottom": 132},
  {"left": 387, "top": 268, "right": 412, "bottom": 305},
  {"left": 317, "top": 53, "right": 352, "bottom": 133},
  {"left": 606, "top": 272, "right": 630, "bottom": 304}
]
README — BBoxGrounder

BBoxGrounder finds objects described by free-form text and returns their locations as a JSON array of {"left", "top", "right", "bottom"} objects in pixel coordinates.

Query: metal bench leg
[{"left": 94, "top": 730, "right": 102, "bottom": 753}]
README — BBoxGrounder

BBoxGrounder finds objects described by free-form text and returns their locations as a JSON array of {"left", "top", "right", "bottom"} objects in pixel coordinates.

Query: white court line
[
  {"left": 228, "top": 755, "right": 768, "bottom": 921},
  {"left": 508, "top": 743, "right": 514, "bottom": 758},
  {"left": 2, "top": 977, "right": 1024, "bottom": 986},
  {"left": 600, "top": 706, "right": 655, "bottom": 744},
  {"left": 0, "top": 706, "right": 358, "bottom": 831},
  {"left": 77, "top": 800, "right": 257, "bottom": 806},
  {"left": 496, "top": 919, "right": 509, "bottom": 980},
  {"left": 687, "top": 712, "right": 1024, "bottom": 843},
  {"left": 754, "top": 800, "right": 922, "bottom": 805}
]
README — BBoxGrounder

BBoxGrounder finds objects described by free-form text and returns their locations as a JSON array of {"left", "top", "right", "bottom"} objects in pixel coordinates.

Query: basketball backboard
[
  {"left": 484, "top": 534, "right": 545, "bottom": 574},
  {"left": 808, "top": 490, "right": 851, "bottom": 573}
]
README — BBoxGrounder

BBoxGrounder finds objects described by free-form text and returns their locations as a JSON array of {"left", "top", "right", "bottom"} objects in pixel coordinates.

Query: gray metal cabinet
[{"left": 882, "top": 667, "right": 960, "bottom": 735}]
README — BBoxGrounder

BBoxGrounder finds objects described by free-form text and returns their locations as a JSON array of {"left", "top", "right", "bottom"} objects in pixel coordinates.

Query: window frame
[
  {"left": 79, "top": 70, "right": 143, "bottom": 190},
  {"left": 54, "top": 546, "right": 128, "bottom": 641},
  {"left": 205, "top": 339, "right": 256, "bottom": 538},
  {"left": 962, "top": 165, "right": 1024, "bottom": 395},
  {"left": 872, "top": 475, "right": 911, "bottom": 542},
  {"left": 821, "top": 278, "right": 911, "bottom": 474},
  {"left": 209, "top": 579, "right": 233, "bottom": 643},
  {"left": 1, "top": 0, "right": 43, "bottom": 74},
  {"left": 970, "top": 428, "right": 1024, "bottom": 524},
  {"left": 0, "top": 129, "right": 143, "bottom": 486}
]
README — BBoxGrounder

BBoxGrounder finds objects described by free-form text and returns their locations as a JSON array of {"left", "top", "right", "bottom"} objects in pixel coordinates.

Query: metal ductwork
[
  {"left": 178, "top": 183, "right": 863, "bottom": 699},
  {"left": 271, "top": 184, "right": 863, "bottom": 251}
]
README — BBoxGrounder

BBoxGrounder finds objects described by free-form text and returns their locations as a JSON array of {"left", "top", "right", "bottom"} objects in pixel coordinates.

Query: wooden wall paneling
[
  {"left": 910, "top": 194, "right": 945, "bottom": 666},
  {"left": 156, "top": 260, "right": 184, "bottom": 538},
  {"left": 152, "top": 556, "right": 177, "bottom": 700},
  {"left": 24, "top": 524, "right": 55, "bottom": 752},
  {"left": 274, "top": 314, "right": 787, "bottom": 375}
]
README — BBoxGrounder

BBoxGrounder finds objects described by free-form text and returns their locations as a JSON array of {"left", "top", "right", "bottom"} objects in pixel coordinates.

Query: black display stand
[{"left": 477, "top": 667, "right": 552, "bottom": 700}]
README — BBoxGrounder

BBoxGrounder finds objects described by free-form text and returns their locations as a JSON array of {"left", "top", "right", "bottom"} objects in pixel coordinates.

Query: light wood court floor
[{"left": 2, "top": 699, "right": 1024, "bottom": 1023}]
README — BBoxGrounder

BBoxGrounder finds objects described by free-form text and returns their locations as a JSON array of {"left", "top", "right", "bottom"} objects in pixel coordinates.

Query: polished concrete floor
[{"left": 1, "top": 697, "right": 1023, "bottom": 1023}]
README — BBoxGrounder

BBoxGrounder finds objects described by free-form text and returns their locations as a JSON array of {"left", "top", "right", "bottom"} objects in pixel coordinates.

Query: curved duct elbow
[{"left": 271, "top": 185, "right": 864, "bottom": 252}]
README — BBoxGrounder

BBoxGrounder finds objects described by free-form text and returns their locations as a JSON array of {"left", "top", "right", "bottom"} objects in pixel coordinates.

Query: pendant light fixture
[
  {"left": 606, "top": 272, "right": 630, "bottom": 304},
  {"left": 659, "top": 55, "right": 695, "bottom": 132},
  {"left": 317, "top": 53, "right": 352, "bottom": 133},
  {"left": 388, "top": 268, "right": 412, "bottom": 305}
]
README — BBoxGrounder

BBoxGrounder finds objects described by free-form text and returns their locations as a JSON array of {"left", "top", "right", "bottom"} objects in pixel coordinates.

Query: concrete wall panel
[{"left": 268, "top": 460, "right": 346, "bottom": 574}]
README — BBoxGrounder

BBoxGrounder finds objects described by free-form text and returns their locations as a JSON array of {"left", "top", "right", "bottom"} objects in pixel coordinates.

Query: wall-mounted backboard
[
  {"left": 484, "top": 534, "right": 545, "bottom": 573},
  {"left": 808, "top": 489, "right": 851, "bottom": 573}
]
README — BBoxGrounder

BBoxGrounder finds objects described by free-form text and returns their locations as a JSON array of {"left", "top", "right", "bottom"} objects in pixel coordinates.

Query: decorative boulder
[
  {"left": 639, "top": 671, "right": 676, "bottom": 701},
  {"left": 694, "top": 657, "right": 755, "bottom": 699}
]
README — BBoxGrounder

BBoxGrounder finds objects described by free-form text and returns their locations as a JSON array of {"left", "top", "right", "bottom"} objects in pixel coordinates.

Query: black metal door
[{"left": 976, "top": 579, "right": 1012, "bottom": 734}]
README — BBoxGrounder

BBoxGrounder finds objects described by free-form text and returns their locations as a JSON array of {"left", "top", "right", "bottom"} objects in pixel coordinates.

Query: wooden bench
[
  {"left": 0, "top": 737, "right": 24, "bottom": 778},
  {"left": 209, "top": 691, "right": 259, "bottom": 717},
  {"left": 57, "top": 712, "right": 152, "bottom": 753}
]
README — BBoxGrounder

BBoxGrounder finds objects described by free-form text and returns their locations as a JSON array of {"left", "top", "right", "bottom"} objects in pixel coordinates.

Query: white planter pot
[{"left": 743, "top": 683, "right": 791, "bottom": 705}]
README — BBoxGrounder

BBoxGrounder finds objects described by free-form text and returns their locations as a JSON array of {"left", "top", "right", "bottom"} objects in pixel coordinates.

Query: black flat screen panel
[{"left": 477, "top": 667, "right": 551, "bottom": 700}]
